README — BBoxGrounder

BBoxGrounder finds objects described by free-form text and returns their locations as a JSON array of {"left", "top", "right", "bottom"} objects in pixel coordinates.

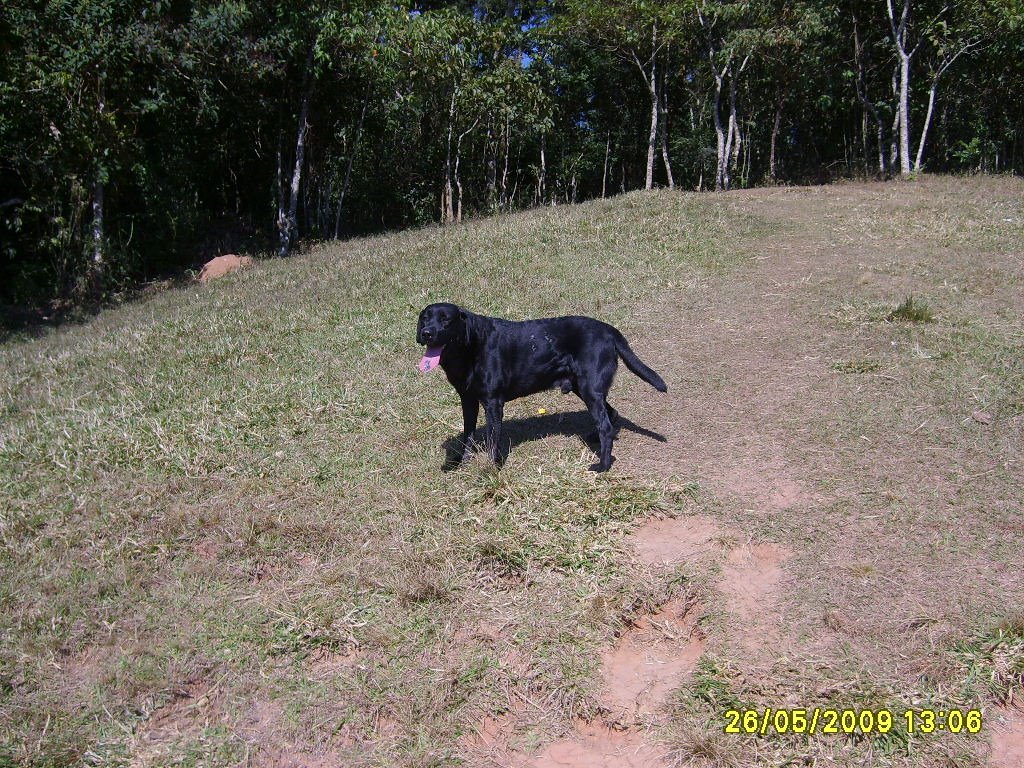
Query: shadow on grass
[{"left": 441, "top": 409, "right": 667, "bottom": 471}]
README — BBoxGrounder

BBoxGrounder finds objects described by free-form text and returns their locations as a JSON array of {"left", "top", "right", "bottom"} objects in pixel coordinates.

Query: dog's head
[{"left": 416, "top": 303, "right": 466, "bottom": 372}]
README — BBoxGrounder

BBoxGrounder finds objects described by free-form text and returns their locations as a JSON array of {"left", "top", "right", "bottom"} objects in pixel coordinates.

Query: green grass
[
  {"left": 0, "top": 191, "right": 755, "bottom": 766},
  {"left": 831, "top": 359, "right": 883, "bottom": 374},
  {"left": 887, "top": 295, "right": 936, "bottom": 323},
  {"left": 954, "top": 616, "right": 1024, "bottom": 705}
]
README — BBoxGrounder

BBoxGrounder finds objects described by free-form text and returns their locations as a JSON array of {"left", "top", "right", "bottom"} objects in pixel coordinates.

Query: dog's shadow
[{"left": 441, "top": 410, "right": 667, "bottom": 471}]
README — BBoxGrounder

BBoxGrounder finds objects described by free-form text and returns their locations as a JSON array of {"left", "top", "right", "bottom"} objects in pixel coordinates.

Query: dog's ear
[{"left": 459, "top": 308, "right": 473, "bottom": 345}]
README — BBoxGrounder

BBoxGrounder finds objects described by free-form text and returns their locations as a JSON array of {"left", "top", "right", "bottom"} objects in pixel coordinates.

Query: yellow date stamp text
[{"left": 723, "top": 708, "right": 983, "bottom": 736}]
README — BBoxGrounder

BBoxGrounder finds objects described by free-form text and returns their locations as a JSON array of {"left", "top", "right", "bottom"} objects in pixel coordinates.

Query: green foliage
[
  {"left": 1, "top": 0, "right": 1021, "bottom": 314},
  {"left": 831, "top": 359, "right": 882, "bottom": 374},
  {"left": 886, "top": 296, "right": 936, "bottom": 323}
]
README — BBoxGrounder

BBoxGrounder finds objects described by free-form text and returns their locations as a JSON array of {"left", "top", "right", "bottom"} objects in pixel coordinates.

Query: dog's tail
[{"left": 614, "top": 333, "right": 667, "bottom": 392}]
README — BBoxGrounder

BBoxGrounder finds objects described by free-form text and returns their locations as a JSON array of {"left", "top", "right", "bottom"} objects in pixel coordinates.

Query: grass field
[{"left": 2, "top": 175, "right": 1022, "bottom": 768}]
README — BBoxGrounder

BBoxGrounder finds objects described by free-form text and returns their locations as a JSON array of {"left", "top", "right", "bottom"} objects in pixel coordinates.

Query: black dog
[{"left": 416, "top": 302, "right": 666, "bottom": 472}]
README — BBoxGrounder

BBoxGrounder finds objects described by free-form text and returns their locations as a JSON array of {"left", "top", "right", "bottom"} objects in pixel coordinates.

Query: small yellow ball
[{"left": 537, "top": 408, "right": 547, "bottom": 415}]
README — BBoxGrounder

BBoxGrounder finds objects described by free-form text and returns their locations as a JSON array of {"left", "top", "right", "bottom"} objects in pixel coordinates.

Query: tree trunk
[
  {"left": 276, "top": 134, "right": 285, "bottom": 235},
  {"left": 711, "top": 62, "right": 727, "bottom": 191},
  {"left": 645, "top": 61, "right": 658, "bottom": 189},
  {"left": 897, "top": 50, "right": 911, "bottom": 176},
  {"left": 726, "top": 71, "right": 741, "bottom": 189},
  {"left": 280, "top": 47, "right": 315, "bottom": 257},
  {"left": 442, "top": 90, "right": 456, "bottom": 224},
  {"left": 602, "top": 133, "right": 611, "bottom": 198},
  {"left": 91, "top": 172, "right": 104, "bottom": 275},
  {"left": 659, "top": 65, "right": 674, "bottom": 189},
  {"left": 914, "top": 78, "right": 938, "bottom": 173},
  {"left": 887, "top": 0, "right": 913, "bottom": 177},
  {"left": 639, "top": 22, "right": 658, "bottom": 191},
  {"left": 90, "top": 85, "right": 106, "bottom": 285},
  {"left": 536, "top": 134, "right": 546, "bottom": 206},
  {"left": 453, "top": 118, "right": 477, "bottom": 223},
  {"left": 914, "top": 45, "right": 975, "bottom": 172},
  {"left": 500, "top": 119, "right": 511, "bottom": 209},
  {"left": 889, "top": 78, "right": 900, "bottom": 174},
  {"left": 853, "top": 13, "right": 887, "bottom": 176},
  {"left": 742, "top": 119, "right": 752, "bottom": 186},
  {"left": 876, "top": 118, "right": 886, "bottom": 176},
  {"left": 334, "top": 88, "right": 369, "bottom": 239},
  {"left": 455, "top": 159, "right": 464, "bottom": 223},
  {"left": 769, "top": 94, "right": 783, "bottom": 181}
]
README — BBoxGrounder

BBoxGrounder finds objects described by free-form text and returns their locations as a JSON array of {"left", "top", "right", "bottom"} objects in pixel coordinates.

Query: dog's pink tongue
[{"left": 419, "top": 346, "right": 443, "bottom": 373}]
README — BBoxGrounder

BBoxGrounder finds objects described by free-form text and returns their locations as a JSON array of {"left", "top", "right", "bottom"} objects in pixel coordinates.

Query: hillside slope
[{"left": 2, "top": 176, "right": 1022, "bottom": 767}]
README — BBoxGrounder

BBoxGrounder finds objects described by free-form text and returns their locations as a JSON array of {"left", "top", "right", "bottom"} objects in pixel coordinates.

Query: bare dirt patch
[
  {"left": 613, "top": 178, "right": 1023, "bottom": 765},
  {"left": 990, "top": 706, "right": 1024, "bottom": 768},
  {"left": 461, "top": 591, "right": 705, "bottom": 768},
  {"left": 531, "top": 721, "right": 666, "bottom": 768},
  {"left": 241, "top": 698, "right": 354, "bottom": 767},
  {"left": 129, "top": 679, "right": 223, "bottom": 768},
  {"left": 505, "top": 508, "right": 795, "bottom": 766},
  {"left": 197, "top": 253, "right": 253, "bottom": 282},
  {"left": 718, "top": 542, "right": 792, "bottom": 654},
  {"left": 519, "top": 596, "right": 704, "bottom": 768},
  {"left": 630, "top": 515, "right": 721, "bottom": 567},
  {"left": 600, "top": 597, "right": 706, "bottom": 722}
]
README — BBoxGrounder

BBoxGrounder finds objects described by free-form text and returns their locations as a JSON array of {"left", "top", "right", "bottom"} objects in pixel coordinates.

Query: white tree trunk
[
  {"left": 281, "top": 50, "right": 314, "bottom": 256},
  {"left": 914, "top": 44, "right": 975, "bottom": 172},
  {"left": 887, "top": 0, "right": 913, "bottom": 177},
  {"left": 711, "top": 63, "right": 727, "bottom": 191},
  {"left": 897, "top": 50, "right": 912, "bottom": 176},
  {"left": 645, "top": 62, "right": 658, "bottom": 190},
  {"left": 914, "top": 80, "right": 938, "bottom": 172},
  {"left": 442, "top": 91, "right": 456, "bottom": 224},
  {"left": 500, "top": 119, "right": 511, "bottom": 209},
  {"left": 726, "top": 72, "right": 742, "bottom": 187},
  {"left": 453, "top": 118, "right": 477, "bottom": 224},
  {"left": 659, "top": 69, "right": 674, "bottom": 189},
  {"left": 536, "top": 134, "right": 546, "bottom": 206},
  {"left": 91, "top": 174, "right": 104, "bottom": 270}
]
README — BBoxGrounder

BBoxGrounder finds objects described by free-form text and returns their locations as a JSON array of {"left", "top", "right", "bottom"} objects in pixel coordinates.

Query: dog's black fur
[{"left": 416, "top": 302, "right": 667, "bottom": 472}]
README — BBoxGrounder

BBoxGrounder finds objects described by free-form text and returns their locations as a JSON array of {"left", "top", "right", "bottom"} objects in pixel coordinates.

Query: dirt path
[{"left": 508, "top": 179, "right": 1024, "bottom": 767}]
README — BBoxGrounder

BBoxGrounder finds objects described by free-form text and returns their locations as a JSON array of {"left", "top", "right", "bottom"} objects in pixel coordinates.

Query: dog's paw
[{"left": 442, "top": 451, "right": 470, "bottom": 471}]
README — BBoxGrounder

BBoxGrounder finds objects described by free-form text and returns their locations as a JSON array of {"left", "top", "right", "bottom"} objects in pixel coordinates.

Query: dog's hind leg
[
  {"left": 580, "top": 388, "right": 615, "bottom": 472},
  {"left": 605, "top": 400, "right": 621, "bottom": 438},
  {"left": 605, "top": 400, "right": 620, "bottom": 425}
]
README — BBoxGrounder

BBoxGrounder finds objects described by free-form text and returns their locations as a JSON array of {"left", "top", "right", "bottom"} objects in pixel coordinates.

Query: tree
[
  {"left": 884, "top": 0, "right": 993, "bottom": 176},
  {"left": 553, "top": 0, "right": 692, "bottom": 190}
]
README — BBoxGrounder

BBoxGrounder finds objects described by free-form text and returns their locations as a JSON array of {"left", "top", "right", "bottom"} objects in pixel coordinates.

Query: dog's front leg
[
  {"left": 459, "top": 394, "right": 479, "bottom": 461},
  {"left": 442, "top": 394, "right": 479, "bottom": 469},
  {"left": 483, "top": 398, "right": 505, "bottom": 466}
]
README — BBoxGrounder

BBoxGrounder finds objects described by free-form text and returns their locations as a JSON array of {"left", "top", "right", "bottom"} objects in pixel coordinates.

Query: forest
[{"left": 1, "top": 0, "right": 1022, "bottom": 314}]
